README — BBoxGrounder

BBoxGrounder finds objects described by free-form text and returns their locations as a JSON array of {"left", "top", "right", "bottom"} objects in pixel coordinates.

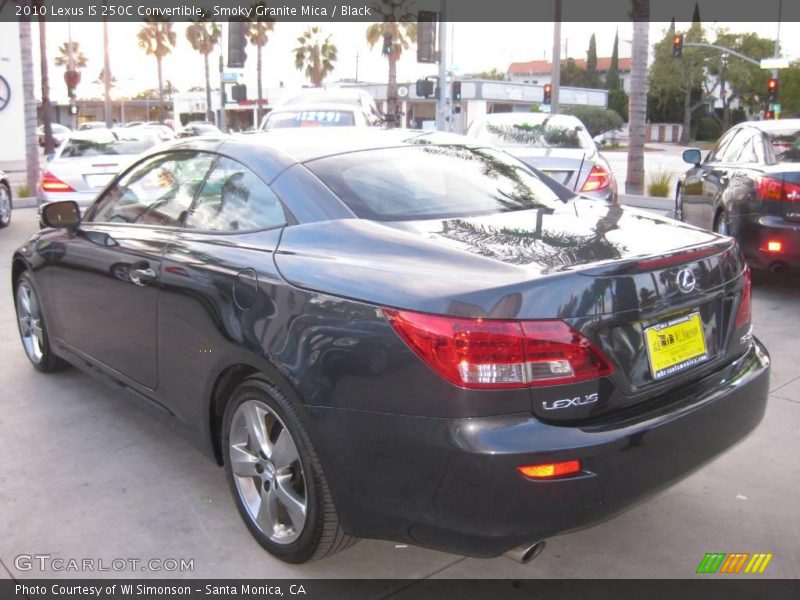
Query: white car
[
  {"left": 260, "top": 89, "right": 385, "bottom": 129},
  {"left": 39, "top": 128, "right": 165, "bottom": 212}
]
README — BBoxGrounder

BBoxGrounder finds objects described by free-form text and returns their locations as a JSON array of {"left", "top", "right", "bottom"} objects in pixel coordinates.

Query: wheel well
[{"left": 209, "top": 364, "right": 260, "bottom": 465}]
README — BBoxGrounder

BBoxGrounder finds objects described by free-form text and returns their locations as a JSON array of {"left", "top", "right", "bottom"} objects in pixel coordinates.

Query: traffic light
[
  {"left": 227, "top": 20, "right": 247, "bottom": 69},
  {"left": 383, "top": 32, "right": 393, "bottom": 55},
  {"left": 416, "top": 10, "right": 437, "bottom": 63},
  {"left": 672, "top": 34, "right": 684, "bottom": 58},
  {"left": 765, "top": 110, "right": 775, "bottom": 120},
  {"left": 65, "top": 69, "right": 80, "bottom": 99},
  {"left": 231, "top": 84, "right": 247, "bottom": 102},
  {"left": 767, "top": 78, "right": 779, "bottom": 103},
  {"left": 543, "top": 83, "right": 552, "bottom": 104},
  {"left": 452, "top": 80, "right": 461, "bottom": 101},
  {"left": 416, "top": 78, "right": 434, "bottom": 98}
]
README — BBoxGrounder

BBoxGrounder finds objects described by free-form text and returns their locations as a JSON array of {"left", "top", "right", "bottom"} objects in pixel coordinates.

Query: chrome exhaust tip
[{"left": 504, "top": 540, "right": 546, "bottom": 564}]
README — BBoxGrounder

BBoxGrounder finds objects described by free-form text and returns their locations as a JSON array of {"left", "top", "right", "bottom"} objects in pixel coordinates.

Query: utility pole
[
  {"left": 435, "top": 0, "right": 448, "bottom": 132},
  {"left": 103, "top": 19, "right": 112, "bottom": 128},
  {"left": 355, "top": 51, "right": 359, "bottom": 82},
  {"left": 550, "top": 0, "right": 561, "bottom": 114},
  {"left": 67, "top": 21, "right": 77, "bottom": 129},
  {"left": 219, "top": 53, "right": 227, "bottom": 133}
]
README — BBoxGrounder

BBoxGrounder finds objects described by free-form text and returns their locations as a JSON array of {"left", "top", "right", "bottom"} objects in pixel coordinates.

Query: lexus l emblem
[{"left": 676, "top": 268, "right": 696, "bottom": 293}]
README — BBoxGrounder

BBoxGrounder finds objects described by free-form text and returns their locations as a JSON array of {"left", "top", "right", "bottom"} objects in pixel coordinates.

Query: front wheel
[
  {"left": 222, "top": 376, "right": 356, "bottom": 563},
  {"left": 0, "top": 182, "right": 11, "bottom": 228},
  {"left": 14, "top": 271, "right": 67, "bottom": 372}
]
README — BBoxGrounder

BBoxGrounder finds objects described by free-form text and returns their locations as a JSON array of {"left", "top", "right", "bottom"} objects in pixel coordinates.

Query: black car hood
[{"left": 275, "top": 201, "right": 734, "bottom": 319}]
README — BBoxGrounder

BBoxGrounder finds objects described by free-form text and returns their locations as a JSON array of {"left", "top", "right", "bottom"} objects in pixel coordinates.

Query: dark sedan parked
[
  {"left": 12, "top": 130, "right": 769, "bottom": 564},
  {"left": 677, "top": 119, "right": 800, "bottom": 273}
]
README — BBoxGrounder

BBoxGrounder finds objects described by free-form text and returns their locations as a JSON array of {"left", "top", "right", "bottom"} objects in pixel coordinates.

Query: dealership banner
[
  {"left": 0, "top": 0, "right": 798, "bottom": 23},
  {"left": 2, "top": 580, "right": 800, "bottom": 599}
]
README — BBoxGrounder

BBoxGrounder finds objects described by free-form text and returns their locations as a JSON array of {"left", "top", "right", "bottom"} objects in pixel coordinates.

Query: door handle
[{"left": 130, "top": 267, "right": 157, "bottom": 287}]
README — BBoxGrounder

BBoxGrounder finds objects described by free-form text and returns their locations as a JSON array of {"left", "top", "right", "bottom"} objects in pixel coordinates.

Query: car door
[
  {"left": 155, "top": 156, "right": 288, "bottom": 415},
  {"left": 700, "top": 129, "right": 757, "bottom": 231},
  {"left": 48, "top": 151, "right": 215, "bottom": 389},
  {"left": 681, "top": 129, "right": 738, "bottom": 228}
]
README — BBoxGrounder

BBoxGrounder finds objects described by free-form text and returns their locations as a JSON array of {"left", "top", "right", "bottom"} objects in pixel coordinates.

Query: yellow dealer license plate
[{"left": 645, "top": 312, "right": 709, "bottom": 380}]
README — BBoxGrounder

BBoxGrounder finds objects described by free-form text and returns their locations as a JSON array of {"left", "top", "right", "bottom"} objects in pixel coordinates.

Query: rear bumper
[
  {"left": 308, "top": 338, "right": 770, "bottom": 557},
  {"left": 739, "top": 214, "right": 800, "bottom": 272}
]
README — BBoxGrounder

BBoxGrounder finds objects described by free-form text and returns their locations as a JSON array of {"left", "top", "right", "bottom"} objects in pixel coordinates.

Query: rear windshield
[
  {"left": 766, "top": 129, "right": 800, "bottom": 163},
  {"left": 60, "top": 135, "right": 157, "bottom": 158},
  {"left": 472, "top": 117, "right": 593, "bottom": 150},
  {"left": 306, "top": 145, "right": 563, "bottom": 221},
  {"left": 264, "top": 110, "right": 355, "bottom": 129}
]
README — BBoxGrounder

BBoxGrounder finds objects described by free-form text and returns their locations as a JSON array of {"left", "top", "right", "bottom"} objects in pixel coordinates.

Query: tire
[
  {"left": 14, "top": 271, "right": 67, "bottom": 372},
  {"left": 0, "top": 181, "right": 11, "bottom": 228},
  {"left": 714, "top": 209, "right": 731, "bottom": 236},
  {"left": 222, "top": 375, "right": 356, "bottom": 563}
]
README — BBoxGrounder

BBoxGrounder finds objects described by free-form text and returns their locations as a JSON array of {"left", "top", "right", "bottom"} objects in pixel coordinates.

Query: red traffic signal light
[
  {"left": 543, "top": 83, "right": 552, "bottom": 104},
  {"left": 764, "top": 110, "right": 775, "bottom": 120},
  {"left": 672, "top": 34, "right": 684, "bottom": 58},
  {"left": 767, "top": 78, "right": 779, "bottom": 103},
  {"left": 64, "top": 69, "right": 80, "bottom": 99}
]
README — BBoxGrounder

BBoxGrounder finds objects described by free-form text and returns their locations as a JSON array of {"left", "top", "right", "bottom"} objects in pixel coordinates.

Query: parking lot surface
[{"left": 1, "top": 207, "right": 798, "bottom": 580}]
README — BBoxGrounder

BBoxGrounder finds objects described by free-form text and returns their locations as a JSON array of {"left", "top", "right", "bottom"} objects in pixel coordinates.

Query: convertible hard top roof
[{"left": 162, "top": 129, "right": 482, "bottom": 182}]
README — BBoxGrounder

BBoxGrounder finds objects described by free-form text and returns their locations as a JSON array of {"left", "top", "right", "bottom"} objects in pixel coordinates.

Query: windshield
[
  {"left": 473, "top": 116, "right": 593, "bottom": 150},
  {"left": 766, "top": 129, "right": 800, "bottom": 163},
  {"left": 264, "top": 110, "right": 356, "bottom": 129},
  {"left": 306, "top": 145, "right": 564, "bottom": 221},
  {"left": 60, "top": 134, "right": 158, "bottom": 158}
]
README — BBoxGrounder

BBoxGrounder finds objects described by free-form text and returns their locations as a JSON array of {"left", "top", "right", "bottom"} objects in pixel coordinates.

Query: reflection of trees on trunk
[{"left": 439, "top": 218, "right": 624, "bottom": 270}]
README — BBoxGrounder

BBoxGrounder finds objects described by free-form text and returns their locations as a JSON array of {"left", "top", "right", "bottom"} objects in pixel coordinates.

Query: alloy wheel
[
  {"left": 228, "top": 399, "right": 307, "bottom": 545},
  {"left": 16, "top": 281, "right": 44, "bottom": 364},
  {"left": 0, "top": 185, "right": 10, "bottom": 225}
]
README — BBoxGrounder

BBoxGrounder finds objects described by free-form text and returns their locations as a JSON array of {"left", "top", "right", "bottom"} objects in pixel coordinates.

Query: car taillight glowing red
[
  {"left": 518, "top": 460, "right": 581, "bottom": 479},
  {"left": 40, "top": 171, "right": 75, "bottom": 192},
  {"left": 734, "top": 266, "right": 751, "bottom": 329},
  {"left": 382, "top": 309, "right": 614, "bottom": 389},
  {"left": 581, "top": 165, "right": 612, "bottom": 192},
  {"left": 756, "top": 175, "right": 800, "bottom": 202}
]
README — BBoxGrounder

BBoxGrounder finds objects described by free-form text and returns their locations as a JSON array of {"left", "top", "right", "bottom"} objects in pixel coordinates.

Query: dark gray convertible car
[{"left": 12, "top": 129, "right": 769, "bottom": 564}]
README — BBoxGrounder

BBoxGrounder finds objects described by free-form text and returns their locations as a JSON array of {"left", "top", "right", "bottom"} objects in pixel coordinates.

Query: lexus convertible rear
[{"left": 12, "top": 129, "right": 768, "bottom": 563}]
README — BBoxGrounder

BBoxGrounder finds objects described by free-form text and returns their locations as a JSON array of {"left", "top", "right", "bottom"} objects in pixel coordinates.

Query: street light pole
[
  {"left": 550, "top": 0, "right": 561, "bottom": 114},
  {"left": 435, "top": 0, "right": 448, "bottom": 131}
]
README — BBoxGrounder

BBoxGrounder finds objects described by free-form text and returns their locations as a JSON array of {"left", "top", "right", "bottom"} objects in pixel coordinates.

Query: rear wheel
[
  {"left": 714, "top": 209, "right": 731, "bottom": 236},
  {"left": 222, "top": 376, "right": 356, "bottom": 563},
  {"left": 14, "top": 271, "right": 67, "bottom": 372},
  {"left": 0, "top": 182, "right": 11, "bottom": 228}
]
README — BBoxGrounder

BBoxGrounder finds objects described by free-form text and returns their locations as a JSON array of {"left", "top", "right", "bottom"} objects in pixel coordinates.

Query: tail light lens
[
  {"left": 581, "top": 165, "right": 612, "bottom": 192},
  {"left": 756, "top": 175, "right": 800, "bottom": 202},
  {"left": 734, "top": 266, "right": 751, "bottom": 329},
  {"left": 41, "top": 171, "right": 75, "bottom": 193},
  {"left": 382, "top": 309, "right": 614, "bottom": 389},
  {"left": 518, "top": 460, "right": 581, "bottom": 479}
]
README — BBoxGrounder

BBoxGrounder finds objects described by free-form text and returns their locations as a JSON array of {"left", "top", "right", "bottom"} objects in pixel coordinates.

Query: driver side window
[{"left": 90, "top": 152, "right": 215, "bottom": 226}]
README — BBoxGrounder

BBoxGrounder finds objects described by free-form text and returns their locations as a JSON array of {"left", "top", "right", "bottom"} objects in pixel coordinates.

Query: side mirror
[
  {"left": 45, "top": 153, "right": 55, "bottom": 162},
  {"left": 41, "top": 200, "right": 80, "bottom": 230},
  {"left": 682, "top": 148, "right": 702, "bottom": 166}
]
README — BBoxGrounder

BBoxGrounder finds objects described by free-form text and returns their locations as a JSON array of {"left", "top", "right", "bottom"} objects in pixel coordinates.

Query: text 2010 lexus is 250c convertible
[{"left": 12, "top": 129, "right": 769, "bottom": 564}]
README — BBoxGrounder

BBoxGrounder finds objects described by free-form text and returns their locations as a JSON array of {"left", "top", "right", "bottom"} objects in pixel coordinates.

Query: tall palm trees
[
  {"left": 294, "top": 26, "right": 337, "bottom": 87},
  {"left": 137, "top": 20, "right": 176, "bottom": 123},
  {"left": 54, "top": 41, "right": 88, "bottom": 69},
  {"left": 19, "top": 19, "right": 40, "bottom": 194},
  {"left": 366, "top": 1, "right": 416, "bottom": 121},
  {"left": 247, "top": 3, "right": 275, "bottom": 124},
  {"left": 185, "top": 19, "right": 221, "bottom": 123}
]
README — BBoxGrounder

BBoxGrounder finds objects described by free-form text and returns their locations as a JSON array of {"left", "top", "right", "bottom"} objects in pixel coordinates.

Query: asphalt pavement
[{"left": 1, "top": 207, "right": 798, "bottom": 581}]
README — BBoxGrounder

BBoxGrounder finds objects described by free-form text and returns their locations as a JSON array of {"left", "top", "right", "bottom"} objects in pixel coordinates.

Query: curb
[{"left": 13, "top": 197, "right": 38, "bottom": 209}]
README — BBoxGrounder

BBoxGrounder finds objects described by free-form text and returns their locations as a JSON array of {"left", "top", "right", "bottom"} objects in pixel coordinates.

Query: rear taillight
[
  {"left": 382, "top": 309, "right": 614, "bottom": 389},
  {"left": 581, "top": 165, "right": 612, "bottom": 192},
  {"left": 756, "top": 175, "right": 800, "bottom": 202},
  {"left": 518, "top": 460, "right": 581, "bottom": 479},
  {"left": 40, "top": 171, "right": 75, "bottom": 192},
  {"left": 734, "top": 266, "right": 751, "bottom": 329}
]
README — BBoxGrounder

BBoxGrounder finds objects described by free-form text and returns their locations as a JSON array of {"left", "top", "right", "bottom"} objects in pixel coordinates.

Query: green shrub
[
  {"left": 608, "top": 89, "right": 629, "bottom": 122},
  {"left": 16, "top": 183, "right": 31, "bottom": 197},
  {"left": 561, "top": 105, "right": 623, "bottom": 138},
  {"left": 647, "top": 170, "right": 672, "bottom": 197},
  {"left": 692, "top": 116, "right": 721, "bottom": 142}
]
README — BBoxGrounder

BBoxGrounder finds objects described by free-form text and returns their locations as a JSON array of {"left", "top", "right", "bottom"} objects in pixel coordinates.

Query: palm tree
[
  {"left": 247, "top": 3, "right": 275, "bottom": 124},
  {"left": 626, "top": 0, "right": 649, "bottom": 195},
  {"left": 137, "top": 20, "right": 177, "bottom": 123},
  {"left": 94, "top": 68, "right": 118, "bottom": 88},
  {"left": 54, "top": 41, "right": 88, "bottom": 70},
  {"left": 366, "top": 1, "right": 416, "bottom": 123},
  {"left": 19, "top": 19, "right": 41, "bottom": 193},
  {"left": 294, "top": 27, "right": 337, "bottom": 87},
  {"left": 185, "top": 18, "right": 221, "bottom": 124},
  {"left": 38, "top": 15, "right": 55, "bottom": 153}
]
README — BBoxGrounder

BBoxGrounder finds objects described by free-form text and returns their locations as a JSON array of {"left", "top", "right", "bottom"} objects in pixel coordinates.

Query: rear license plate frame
[{"left": 644, "top": 311, "right": 709, "bottom": 380}]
